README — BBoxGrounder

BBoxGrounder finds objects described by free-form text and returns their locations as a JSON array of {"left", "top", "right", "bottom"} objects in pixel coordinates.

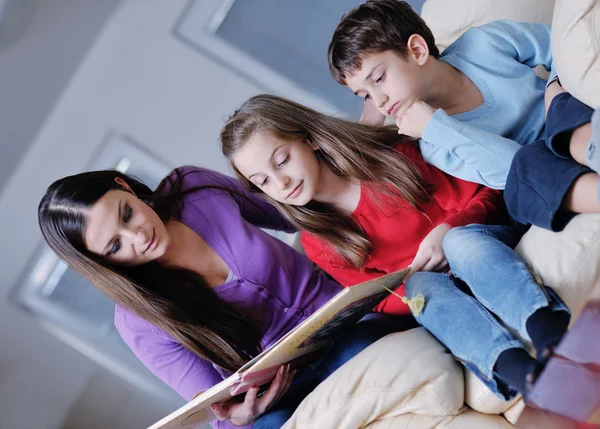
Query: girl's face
[
  {"left": 83, "top": 179, "right": 170, "bottom": 266},
  {"left": 232, "top": 130, "right": 322, "bottom": 206}
]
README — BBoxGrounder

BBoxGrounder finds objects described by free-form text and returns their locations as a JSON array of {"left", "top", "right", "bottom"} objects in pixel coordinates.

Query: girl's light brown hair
[
  {"left": 220, "top": 94, "right": 433, "bottom": 268},
  {"left": 38, "top": 169, "right": 263, "bottom": 372}
]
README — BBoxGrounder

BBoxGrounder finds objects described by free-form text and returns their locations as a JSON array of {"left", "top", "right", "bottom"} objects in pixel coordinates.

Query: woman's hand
[
  {"left": 406, "top": 223, "right": 452, "bottom": 279},
  {"left": 210, "top": 364, "right": 296, "bottom": 426}
]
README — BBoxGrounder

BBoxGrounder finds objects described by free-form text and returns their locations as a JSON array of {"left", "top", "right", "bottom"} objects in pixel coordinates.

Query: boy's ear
[{"left": 407, "top": 34, "right": 430, "bottom": 66}]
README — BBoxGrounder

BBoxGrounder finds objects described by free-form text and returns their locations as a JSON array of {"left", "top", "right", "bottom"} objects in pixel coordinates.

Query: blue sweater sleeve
[
  {"left": 472, "top": 20, "right": 553, "bottom": 72},
  {"left": 420, "top": 109, "right": 521, "bottom": 189}
]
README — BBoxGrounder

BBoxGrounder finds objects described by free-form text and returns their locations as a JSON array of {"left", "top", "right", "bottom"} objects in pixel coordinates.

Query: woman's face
[{"left": 83, "top": 179, "right": 169, "bottom": 266}]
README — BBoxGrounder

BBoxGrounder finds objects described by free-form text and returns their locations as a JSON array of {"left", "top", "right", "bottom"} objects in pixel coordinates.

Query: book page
[{"left": 244, "top": 268, "right": 408, "bottom": 375}]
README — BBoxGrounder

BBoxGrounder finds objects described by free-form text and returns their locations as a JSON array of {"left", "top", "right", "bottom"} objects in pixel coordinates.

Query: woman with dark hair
[{"left": 38, "top": 166, "right": 405, "bottom": 428}]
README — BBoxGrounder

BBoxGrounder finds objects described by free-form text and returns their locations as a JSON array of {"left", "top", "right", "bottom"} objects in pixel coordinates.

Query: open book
[{"left": 149, "top": 268, "right": 409, "bottom": 429}]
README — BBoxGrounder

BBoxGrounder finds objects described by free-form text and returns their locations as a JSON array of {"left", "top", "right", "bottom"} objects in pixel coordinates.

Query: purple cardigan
[{"left": 114, "top": 167, "right": 341, "bottom": 428}]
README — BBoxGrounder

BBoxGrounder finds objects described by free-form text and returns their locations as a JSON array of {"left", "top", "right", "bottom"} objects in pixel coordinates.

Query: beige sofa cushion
[
  {"left": 515, "top": 214, "right": 600, "bottom": 319},
  {"left": 421, "top": 0, "right": 555, "bottom": 51},
  {"left": 363, "top": 409, "right": 513, "bottom": 429},
  {"left": 551, "top": 0, "right": 600, "bottom": 108},
  {"left": 283, "top": 328, "right": 464, "bottom": 429}
]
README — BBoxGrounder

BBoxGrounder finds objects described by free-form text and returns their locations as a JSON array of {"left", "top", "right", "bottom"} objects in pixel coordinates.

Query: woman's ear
[{"left": 114, "top": 177, "right": 135, "bottom": 194}]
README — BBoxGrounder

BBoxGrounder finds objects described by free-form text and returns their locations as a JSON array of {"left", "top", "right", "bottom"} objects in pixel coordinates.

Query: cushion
[
  {"left": 283, "top": 328, "right": 465, "bottom": 429},
  {"left": 551, "top": 0, "right": 600, "bottom": 108},
  {"left": 364, "top": 409, "right": 513, "bottom": 429},
  {"left": 421, "top": 0, "right": 555, "bottom": 51},
  {"left": 515, "top": 214, "right": 600, "bottom": 320}
]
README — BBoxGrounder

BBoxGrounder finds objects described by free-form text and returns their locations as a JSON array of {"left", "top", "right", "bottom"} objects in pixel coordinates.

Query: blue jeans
[
  {"left": 253, "top": 313, "right": 415, "bottom": 428},
  {"left": 404, "top": 223, "right": 569, "bottom": 400}
]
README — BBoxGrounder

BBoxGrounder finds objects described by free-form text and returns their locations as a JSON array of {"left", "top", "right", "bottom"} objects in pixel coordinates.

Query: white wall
[
  {"left": 0, "top": 0, "right": 121, "bottom": 198},
  {"left": 0, "top": 0, "right": 301, "bottom": 427}
]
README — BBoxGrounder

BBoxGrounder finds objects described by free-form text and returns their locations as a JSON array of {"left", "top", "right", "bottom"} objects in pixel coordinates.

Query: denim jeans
[
  {"left": 253, "top": 313, "right": 416, "bottom": 428},
  {"left": 404, "top": 223, "right": 570, "bottom": 400}
]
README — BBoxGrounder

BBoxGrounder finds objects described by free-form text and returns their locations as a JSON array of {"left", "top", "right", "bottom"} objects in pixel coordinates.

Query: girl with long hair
[
  {"left": 221, "top": 94, "right": 571, "bottom": 401},
  {"left": 38, "top": 166, "right": 405, "bottom": 428}
]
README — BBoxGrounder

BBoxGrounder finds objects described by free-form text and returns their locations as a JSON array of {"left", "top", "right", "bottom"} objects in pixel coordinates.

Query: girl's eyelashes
[
  {"left": 375, "top": 72, "right": 385, "bottom": 84},
  {"left": 363, "top": 93, "right": 371, "bottom": 101},
  {"left": 256, "top": 154, "right": 289, "bottom": 187},
  {"left": 277, "top": 155, "right": 289, "bottom": 167}
]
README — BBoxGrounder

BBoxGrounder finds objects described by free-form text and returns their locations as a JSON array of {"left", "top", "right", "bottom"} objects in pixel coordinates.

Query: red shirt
[{"left": 301, "top": 143, "right": 505, "bottom": 315}]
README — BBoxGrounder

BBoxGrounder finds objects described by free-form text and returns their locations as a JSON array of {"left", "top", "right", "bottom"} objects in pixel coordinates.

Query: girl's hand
[
  {"left": 395, "top": 101, "right": 436, "bottom": 138},
  {"left": 406, "top": 223, "right": 452, "bottom": 279},
  {"left": 360, "top": 98, "right": 386, "bottom": 126},
  {"left": 210, "top": 364, "right": 295, "bottom": 426}
]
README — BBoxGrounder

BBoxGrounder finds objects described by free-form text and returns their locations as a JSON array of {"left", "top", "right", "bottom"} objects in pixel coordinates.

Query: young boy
[{"left": 328, "top": 0, "right": 599, "bottom": 232}]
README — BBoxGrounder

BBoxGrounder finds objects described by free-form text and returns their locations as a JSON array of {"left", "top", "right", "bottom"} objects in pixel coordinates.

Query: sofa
[{"left": 282, "top": 0, "right": 600, "bottom": 427}]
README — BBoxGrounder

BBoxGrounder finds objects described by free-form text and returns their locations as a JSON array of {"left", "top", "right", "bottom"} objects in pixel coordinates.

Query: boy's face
[{"left": 345, "top": 50, "right": 425, "bottom": 119}]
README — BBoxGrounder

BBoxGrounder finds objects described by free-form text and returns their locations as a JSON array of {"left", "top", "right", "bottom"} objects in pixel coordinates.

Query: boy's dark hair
[{"left": 328, "top": 0, "right": 440, "bottom": 85}]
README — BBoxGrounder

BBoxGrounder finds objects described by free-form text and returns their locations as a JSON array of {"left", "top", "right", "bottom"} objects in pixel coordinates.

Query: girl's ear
[
  {"left": 114, "top": 177, "right": 135, "bottom": 194},
  {"left": 307, "top": 137, "right": 319, "bottom": 151}
]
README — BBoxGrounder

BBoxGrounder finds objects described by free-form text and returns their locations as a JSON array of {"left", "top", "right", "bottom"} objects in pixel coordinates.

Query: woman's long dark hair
[
  {"left": 221, "top": 94, "right": 433, "bottom": 268},
  {"left": 38, "top": 169, "right": 262, "bottom": 372}
]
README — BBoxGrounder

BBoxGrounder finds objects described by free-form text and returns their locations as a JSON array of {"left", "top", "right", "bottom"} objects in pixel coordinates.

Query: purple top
[{"left": 114, "top": 167, "right": 341, "bottom": 429}]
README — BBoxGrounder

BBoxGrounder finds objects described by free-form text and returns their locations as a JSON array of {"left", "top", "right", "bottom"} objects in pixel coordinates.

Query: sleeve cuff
[{"left": 422, "top": 109, "right": 463, "bottom": 149}]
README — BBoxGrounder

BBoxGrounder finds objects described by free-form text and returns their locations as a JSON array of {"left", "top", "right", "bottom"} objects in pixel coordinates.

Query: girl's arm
[
  {"left": 429, "top": 168, "right": 507, "bottom": 228},
  {"left": 300, "top": 233, "right": 380, "bottom": 287},
  {"left": 300, "top": 234, "right": 413, "bottom": 316}
]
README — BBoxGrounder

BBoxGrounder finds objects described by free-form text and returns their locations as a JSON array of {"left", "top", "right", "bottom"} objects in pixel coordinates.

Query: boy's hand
[
  {"left": 211, "top": 364, "right": 295, "bottom": 425},
  {"left": 395, "top": 101, "right": 435, "bottom": 138},
  {"left": 406, "top": 223, "right": 452, "bottom": 279},
  {"left": 360, "top": 98, "right": 386, "bottom": 126}
]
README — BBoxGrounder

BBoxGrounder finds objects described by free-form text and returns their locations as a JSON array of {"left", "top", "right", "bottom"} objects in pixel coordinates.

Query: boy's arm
[
  {"left": 472, "top": 20, "right": 554, "bottom": 77},
  {"left": 419, "top": 109, "right": 522, "bottom": 190}
]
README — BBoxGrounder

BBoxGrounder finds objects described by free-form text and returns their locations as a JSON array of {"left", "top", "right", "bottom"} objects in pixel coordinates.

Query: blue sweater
[{"left": 419, "top": 20, "right": 555, "bottom": 189}]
